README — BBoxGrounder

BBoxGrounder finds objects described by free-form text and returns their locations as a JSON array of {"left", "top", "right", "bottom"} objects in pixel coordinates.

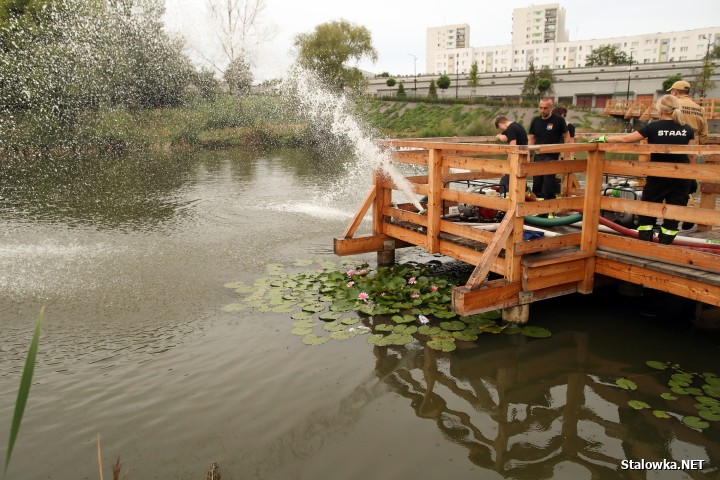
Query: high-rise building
[
  {"left": 426, "top": 3, "right": 719, "bottom": 75},
  {"left": 511, "top": 3, "right": 568, "bottom": 45}
]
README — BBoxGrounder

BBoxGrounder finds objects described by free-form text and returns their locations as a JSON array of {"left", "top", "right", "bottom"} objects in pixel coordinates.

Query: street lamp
[
  {"left": 409, "top": 54, "right": 417, "bottom": 97},
  {"left": 625, "top": 50, "right": 634, "bottom": 102}
]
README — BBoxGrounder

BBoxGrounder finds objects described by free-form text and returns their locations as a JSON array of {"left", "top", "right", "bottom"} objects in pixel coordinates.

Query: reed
[{"left": 3, "top": 306, "right": 44, "bottom": 479}]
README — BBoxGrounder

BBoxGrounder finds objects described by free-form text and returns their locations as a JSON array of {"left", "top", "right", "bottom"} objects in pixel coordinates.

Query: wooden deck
[{"left": 335, "top": 139, "right": 720, "bottom": 320}]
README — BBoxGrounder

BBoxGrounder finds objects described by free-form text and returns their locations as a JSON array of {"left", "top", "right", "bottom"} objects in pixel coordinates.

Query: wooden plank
[
  {"left": 427, "top": 148, "right": 443, "bottom": 253},
  {"left": 440, "top": 220, "right": 495, "bottom": 245},
  {"left": 438, "top": 239, "right": 483, "bottom": 267},
  {"left": 387, "top": 139, "right": 529, "bottom": 154},
  {"left": 525, "top": 258, "right": 587, "bottom": 278},
  {"left": 441, "top": 171, "right": 505, "bottom": 183},
  {"left": 383, "top": 206, "right": 428, "bottom": 227},
  {"left": 372, "top": 170, "right": 384, "bottom": 236},
  {"left": 603, "top": 159, "right": 720, "bottom": 183},
  {"left": 383, "top": 222, "right": 427, "bottom": 248},
  {"left": 442, "top": 189, "right": 510, "bottom": 212},
  {"left": 505, "top": 152, "right": 528, "bottom": 284},
  {"left": 524, "top": 265, "right": 585, "bottom": 291},
  {"left": 334, "top": 235, "right": 388, "bottom": 256},
  {"left": 343, "top": 185, "right": 375, "bottom": 238},
  {"left": 520, "top": 159, "right": 588, "bottom": 176},
  {"left": 391, "top": 150, "right": 428, "bottom": 165},
  {"left": 514, "top": 232, "right": 582, "bottom": 255},
  {"left": 601, "top": 197, "right": 720, "bottom": 227},
  {"left": 599, "top": 144, "right": 720, "bottom": 156},
  {"left": 452, "top": 280, "right": 521, "bottom": 316},
  {"left": 515, "top": 197, "right": 585, "bottom": 216},
  {"left": 529, "top": 283, "right": 581, "bottom": 302},
  {"left": 700, "top": 183, "right": 720, "bottom": 194},
  {"left": 466, "top": 212, "right": 515, "bottom": 289},
  {"left": 596, "top": 250, "right": 720, "bottom": 286},
  {"left": 595, "top": 257, "right": 720, "bottom": 307},
  {"left": 443, "top": 156, "right": 508, "bottom": 174},
  {"left": 597, "top": 233, "right": 720, "bottom": 274},
  {"left": 521, "top": 250, "right": 590, "bottom": 267},
  {"left": 530, "top": 144, "right": 595, "bottom": 154}
]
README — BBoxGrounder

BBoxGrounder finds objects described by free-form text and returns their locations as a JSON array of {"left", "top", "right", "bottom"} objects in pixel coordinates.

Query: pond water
[{"left": 0, "top": 148, "right": 718, "bottom": 480}]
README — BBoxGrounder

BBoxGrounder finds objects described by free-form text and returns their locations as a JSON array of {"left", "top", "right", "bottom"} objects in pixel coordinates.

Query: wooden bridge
[
  {"left": 334, "top": 138, "right": 720, "bottom": 322},
  {"left": 603, "top": 97, "right": 720, "bottom": 121}
]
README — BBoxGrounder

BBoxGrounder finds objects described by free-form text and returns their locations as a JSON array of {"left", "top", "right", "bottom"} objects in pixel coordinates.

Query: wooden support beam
[
  {"left": 382, "top": 206, "right": 428, "bottom": 227},
  {"left": 505, "top": 152, "right": 528, "bottom": 285},
  {"left": 523, "top": 259, "right": 586, "bottom": 291},
  {"left": 391, "top": 150, "right": 428, "bottom": 165},
  {"left": 334, "top": 235, "right": 391, "bottom": 256},
  {"left": 453, "top": 280, "right": 521, "bottom": 316},
  {"left": 427, "top": 148, "right": 443, "bottom": 253},
  {"left": 520, "top": 159, "right": 588, "bottom": 176},
  {"left": 579, "top": 149, "right": 604, "bottom": 293},
  {"left": 439, "top": 220, "right": 495, "bottom": 245},
  {"left": 595, "top": 257, "right": 720, "bottom": 307},
  {"left": 515, "top": 197, "right": 585, "bottom": 216},
  {"left": 603, "top": 159, "right": 720, "bottom": 183},
  {"left": 442, "top": 189, "right": 510, "bottom": 212},
  {"left": 343, "top": 185, "right": 376, "bottom": 238},
  {"left": 601, "top": 197, "right": 720, "bottom": 227},
  {"left": 465, "top": 212, "right": 515, "bottom": 289},
  {"left": 443, "top": 156, "right": 508, "bottom": 174}
]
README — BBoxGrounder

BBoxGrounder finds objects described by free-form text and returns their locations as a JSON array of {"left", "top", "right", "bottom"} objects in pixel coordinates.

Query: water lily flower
[
  {"left": 359, "top": 269, "right": 367, "bottom": 275},
  {"left": 431, "top": 285, "right": 438, "bottom": 292},
  {"left": 408, "top": 277, "right": 417, "bottom": 284},
  {"left": 411, "top": 293, "right": 420, "bottom": 299},
  {"left": 346, "top": 269, "right": 356, "bottom": 277},
  {"left": 358, "top": 292, "right": 369, "bottom": 302},
  {"left": 380, "top": 292, "right": 386, "bottom": 296},
  {"left": 418, "top": 315, "right": 430, "bottom": 324},
  {"left": 346, "top": 281, "right": 355, "bottom": 287}
]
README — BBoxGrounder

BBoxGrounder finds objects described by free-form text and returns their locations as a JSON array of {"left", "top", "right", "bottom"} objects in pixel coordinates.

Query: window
[{"left": 680, "top": 46, "right": 688, "bottom": 52}]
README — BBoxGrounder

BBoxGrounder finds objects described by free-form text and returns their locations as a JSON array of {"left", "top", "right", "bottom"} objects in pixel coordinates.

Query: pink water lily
[
  {"left": 359, "top": 269, "right": 367, "bottom": 275},
  {"left": 346, "top": 269, "right": 356, "bottom": 277},
  {"left": 411, "top": 293, "right": 420, "bottom": 299},
  {"left": 431, "top": 285, "right": 438, "bottom": 292},
  {"left": 408, "top": 277, "right": 417, "bottom": 284},
  {"left": 418, "top": 315, "right": 430, "bottom": 324},
  {"left": 358, "top": 292, "right": 369, "bottom": 302},
  {"left": 346, "top": 281, "right": 355, "bottom": 287}
]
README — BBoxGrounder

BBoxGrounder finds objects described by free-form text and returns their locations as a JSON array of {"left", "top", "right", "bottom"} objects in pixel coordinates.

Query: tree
[
  {"left": 521, "top": 60, "right": 538, "bottom": 99},
  {"left": 294, "top": 19, "right": 378, "bottom": 92},
  {"left": 396, "top": 81, "right": 406, "bottom": 98},
  {"left": 386, "top": 78, "right": 396, "bottom": 87},
  {"left": 537, "top": 78, "right": 551, "bottom": 96},
  {"left": 662, "top": 74, "right": 684, "bottom": 92},
  {"left": 437, "top": 74, "right": 451, "bottom": 93},
  {"left": 428, "top": 79, "right": 437, "bottom": 99},
  {"left": 585, "top": 44, "right": 633, "bottom": 66},
  {"left": 205, "top": 0, "right": 274, "bottom": 71},
  {"left": 694, "top": 54, "right": 716, "bottom": 98},
  {"left": 193, "top": 68, "right": 221, "bottom": 100},
  {"left": 224, "top": 57, "right": 253, "bottom": 95},
  {"left": 467, "top": 61, "right": 479, "bottom": 98},
  {"left": 537, "top": 66, "right": 556, "bottom": 96}
]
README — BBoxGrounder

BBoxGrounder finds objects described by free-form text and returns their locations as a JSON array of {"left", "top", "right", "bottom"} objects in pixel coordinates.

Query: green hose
[{"left": 523, "top": 213, "right": 583, "bottom": 226}]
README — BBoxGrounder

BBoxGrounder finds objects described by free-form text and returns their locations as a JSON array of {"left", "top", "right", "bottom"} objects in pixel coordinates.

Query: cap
[{"left": 667, "top": 80, "right": 691, "bottom": 91}]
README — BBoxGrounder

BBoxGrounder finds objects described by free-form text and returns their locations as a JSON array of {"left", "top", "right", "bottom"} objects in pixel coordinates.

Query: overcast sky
[{"left": 163, "top": 0, "right": 720, "bottom": 81}]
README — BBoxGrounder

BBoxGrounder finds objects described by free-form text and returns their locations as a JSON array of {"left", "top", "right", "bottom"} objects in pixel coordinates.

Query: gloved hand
[{"left": 588, "top": 135, "right": 607, "bottom": 143}]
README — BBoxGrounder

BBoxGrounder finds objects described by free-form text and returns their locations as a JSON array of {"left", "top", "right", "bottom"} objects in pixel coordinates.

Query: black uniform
[
  {"left": 637, "top": 119, "right": 694, "bottom": 231},
  {"left": 528, "top": 113, "right": 568, "bottom": 199},
  {"left": 499, "top": 122, "right": 528, "bottom": 193}
]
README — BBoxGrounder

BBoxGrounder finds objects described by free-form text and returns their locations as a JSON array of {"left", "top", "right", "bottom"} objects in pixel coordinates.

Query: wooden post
[
  {"left": 578, "top": 148, "right": 604, "bottom": 294},
  {"left": 427, "top": 148, "right": 443, "bottom": 253},
  {"left": 502, "top": 151, "right": 529, "bottom": 323}
]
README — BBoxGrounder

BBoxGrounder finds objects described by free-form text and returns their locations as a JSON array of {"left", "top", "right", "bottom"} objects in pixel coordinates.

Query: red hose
[{"left": 597, "top": 216, "right": 720, "bottom": 252}]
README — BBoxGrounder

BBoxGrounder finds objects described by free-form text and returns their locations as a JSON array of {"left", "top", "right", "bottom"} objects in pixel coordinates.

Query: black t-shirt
[
  {"left": 638, "top": 119, "right": 694, "bottom": 163},
  {"left": 568, "top": 123, "right": 576, "bottom": 138},
  {"left": 529, "top": 113, "right": 568, "bottom": 160},
  {"left": 529, "top": 113, "right": 568, "bottom": 145},
  {"left": 505, "top": 122, "right": 528, "bottom": 145}
]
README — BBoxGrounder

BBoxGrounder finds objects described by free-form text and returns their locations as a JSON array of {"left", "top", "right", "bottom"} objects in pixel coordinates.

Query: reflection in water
[{"left": 371, "top": 326, "right": 719, "bottom": 479}]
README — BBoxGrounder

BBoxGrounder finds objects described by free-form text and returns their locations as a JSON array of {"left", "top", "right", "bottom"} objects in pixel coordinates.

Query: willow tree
[{"left": 294, "top": 19, "right": 377, "bottom": 92}]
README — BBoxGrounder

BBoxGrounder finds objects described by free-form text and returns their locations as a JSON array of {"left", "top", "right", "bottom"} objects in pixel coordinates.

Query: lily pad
[
  {"left": 503, "top": 324, "right": 523, "bottom": 335},
  {"left": 271, "top": 305, "right": 295, "bottom": 313},
  {"left": 520, "top": 326, "right": 552, "bottom": 338},
  {"left": 221, "top": 303, "right": 247, "bottom": 312},
  {"left": 302, "top": 304, "right": 325, "bottom": 313},
  {"left": 375, "top": 323, "right": 395, "bottom": 332},
  {"left": 291, "top": 327, "right": 314, "bottom": 336},
  {"left": 418, "top": 325, "right": 441, "bottom": 336},
  {"left": 330, "top": 330, "right": 356, "bottom": 341},
  {"left": 302, "top": 334, "right": 329, "bottom": 346},
  {"left": 661, "top": 392, "right": 678, "bottom": 401},
  {"left": 698, "top": 410, "right": 720, "bottom": 422},
  {"left": 391, "top": 314, "right": 416, "bottom": 324},
  {"left": 427, "top": 338, "right": 456, "bottom": 352},
  {"left": 616, "top": 378, "right": 638, "bottom": 391},
  {"left": 628, "top": 400, "right": 651, "bottom": 410},
  {"left": 323, "top": 322, "right": 345, "bottom": 332},
  {"left": 682, "top": 416, "right": 710, "bottom": 429},
  {"left": 646, "top": 360, "right": 668, "bottom": 370},
  {"left": 452, "top": 331, "right": 478, "bottom": 342},
  {"left": 340, "top": 317, "right": 359, "bottom": 325},
  {"left": 291, "top": 311, "right": 313, "bottom": 320},
  {"left": 318, "top": 311, "right": 342, "bottom": 321},
  {"left": 440, "top": 320, "right": 466, "bottom": 331},
  {"left": 653, "top": 410, "right": 671, "bottom": 419}
]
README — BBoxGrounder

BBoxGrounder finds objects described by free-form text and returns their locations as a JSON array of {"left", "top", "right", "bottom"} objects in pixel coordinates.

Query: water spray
[{"left": 279, "top": 66, "right": 423, "bottom": 212}]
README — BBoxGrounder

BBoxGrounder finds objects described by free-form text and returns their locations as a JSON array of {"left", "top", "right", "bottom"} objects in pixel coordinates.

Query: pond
[{"left": 0, "top": 148, "right": 717, "bottom": 480}]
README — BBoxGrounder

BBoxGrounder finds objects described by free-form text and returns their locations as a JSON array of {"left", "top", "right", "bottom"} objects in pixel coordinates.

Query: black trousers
[
  {"left": 638, "top": 176, "right": 692, "bottom": 231},
  {"left": 531, "top": 154, "right": 560, "bottom": 200}
]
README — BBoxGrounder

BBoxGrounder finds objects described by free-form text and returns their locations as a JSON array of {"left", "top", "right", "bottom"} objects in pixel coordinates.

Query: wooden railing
[
  {"left": 335, "top": 140, "right": 720, "bottom": 316},
  {"left": 603, "top": 98, "right": 720, "bottom": 120}
]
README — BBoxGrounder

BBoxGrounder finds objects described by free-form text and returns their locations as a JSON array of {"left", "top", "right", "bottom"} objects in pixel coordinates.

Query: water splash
[{"left": 279, "top": 66, "right": 423, "bottom": 212}]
